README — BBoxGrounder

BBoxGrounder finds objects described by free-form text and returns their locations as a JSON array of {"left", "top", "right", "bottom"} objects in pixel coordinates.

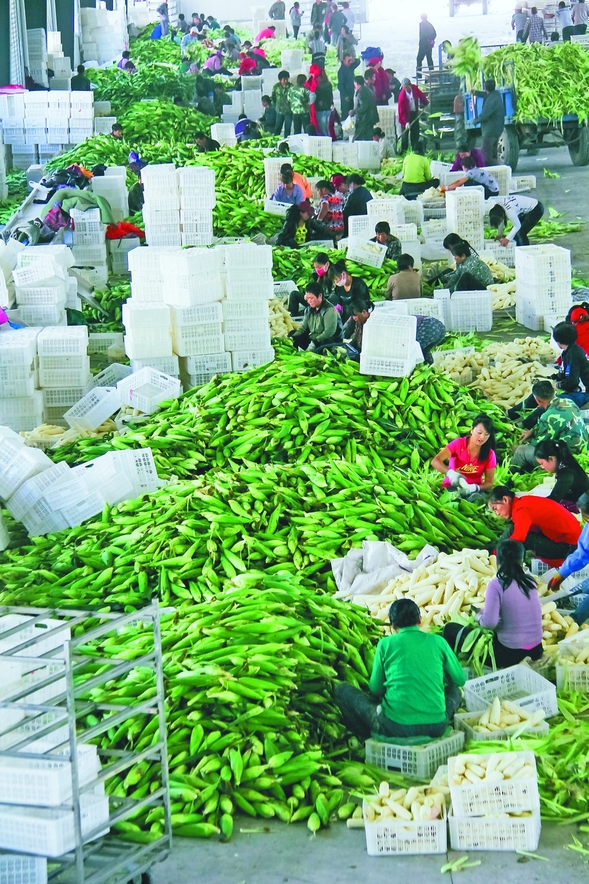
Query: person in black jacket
[
  {"left": 553, "top": 321, "right": 589, "bottom": 407},
  {"left": 535, "top": 438, "right": 589, "bottom": 512},
  {"left": 328, "top": 259, "right": 370, "bottom": 322},
  {"left": 275, "top": 200, "right": 334, "bottom": 249},
  {"left": 342, "top": 173, "right": 373, "bottom": 237},
  {"left": 473, "top": 78, "right": 504, "bottom": 164}
]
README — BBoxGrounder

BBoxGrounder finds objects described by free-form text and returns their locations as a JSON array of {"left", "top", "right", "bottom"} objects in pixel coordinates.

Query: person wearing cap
[
  {"left": 368, "top": 56, "right": 391, "bottom": 106},
  {"left": 290, "top": 282, "right": 343, "bottom": 352},
  {"left": 181, "top": 27, "right": 200, "bottom": 52},
  {"left": 332, "top": 174, "right": 350, "bottom": 209},
  {"left": 275, "top": 200, "right": 333, "bottom": 248},
  {"left": 398, "top": 78, "right": 428, "bottom": 153}
]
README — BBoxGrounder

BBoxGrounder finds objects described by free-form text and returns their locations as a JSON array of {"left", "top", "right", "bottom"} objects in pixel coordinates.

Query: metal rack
[{"left": 0, "top": 603, "right": 171, "bottom": 884}]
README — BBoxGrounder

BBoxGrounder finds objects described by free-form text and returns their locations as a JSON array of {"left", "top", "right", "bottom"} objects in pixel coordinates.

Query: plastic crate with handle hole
[
  {"left": 123, "top": 332, "right": 174, "bottom": 361},
  {"left": 359, "top": 353, "right": 416, "bottom": 378},
  {"left": 448, "top": 751, "right": 539, "bottom": 817},
  {"left": 117, "top": 367, "right": 182, "bottom": 414},
  {"left": 180, "top": 353, "right": 232, "bottom": 375},
  {"left": 38, "top": 359, "right": 91, "bottom": 390},
  {"left": 37, "top": 326, "right": 88, "bottom": 357},
  {"left": 449, "top": 291, "right": 493, "bottom": 333},
  {"left": 0, "top": 329, "right": 40, "bottom": 367},
  {"left": 365, "top": 730, "right": 464, "bottom": 779},
  {"left": 0, "top": 792, "right": 109, "bottom": 858},
  {"left": 5, "top": 462, "right": 71, "bottom": 522},
  {"left": 514, "top": 244, "right": 571, "bottom": 287},
  {"left": 0, "top": 744, "right": 98, "bottom": 807},
  {"left": 464, "top": 664, "right": 558, "bottom": 718},
  {"left": 231, "top": 348, "right": 275, "bottom": 372},
  {"left": 0, "top": 854, "right": 47, "bottom": 884},
  {"left": 363, "top": 802, "right": 447, "bottom": 856},
  {"left": 362, "top": 313, "right": 417, "bottom": 359},
  {"left": 454, "top": 710, "right": 549, "bottom": 742},
  {"left": 63, "top": 387, "right": 121, "bottom": 432},
  {"left": 448, "top": 807, "right": 540, "bottom": 851},
  {"left": 0, "top": 441, "right": 52, "bottom": 502},
  {"left": 346, "top": 239, "right": 387, "bottom": 269}
]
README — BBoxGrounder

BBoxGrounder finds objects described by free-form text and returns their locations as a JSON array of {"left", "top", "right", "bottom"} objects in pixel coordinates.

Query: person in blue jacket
[{"left": 547, "top": 492, "right": 589, "bottom": 624}]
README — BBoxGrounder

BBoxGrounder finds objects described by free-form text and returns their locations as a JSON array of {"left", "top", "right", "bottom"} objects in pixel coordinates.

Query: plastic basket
[
  {"left": 0, "top": 854, "right": 47, "bottom": 884},
  {"left": 346, "top": 239, "right": 387, "bottom": 269},
  {"left": 301, "top": 135, "right": 332, "bottom": 161},
  {"left": 516, "top": 284, "right": 571, "bottom": 311},
  {"left": 37, "top": 327, "right": 88, "bottom": 357},
  {"left": 225, "top": 273, "right": 274, "bottom": 301},
  {"left": 122, "top": 302, "right": 171, "bottom": 329},
  {"left": 365, "top": 731, "right": 464, "bottom": 780},
  {"left": 448, "top": 752, "right": 539, "bottom": 817},
  {"left": 129, "top": 355, "right": 179, "bottom": 376},
  {"left": 359, "top": 354, "right": 416, "bottom": 378},
  {"left": 224, "top": 327, "right": 272, "bottom": 352},
  {"left": 362, "top": 313, "right": 417, "bottom": 359},
  {"left": 11, "top": 262, "right": 64, "bottom": 288},
  {"left": 480, "top": 239, "right": 516, "bottom": 268},
  {"left": 0, "top": 441, "right": 51, "bottom": 502},
  {"left": 222, "top": 299, "right": 270, "bottom": 321},
  {"left": 556, "top": 661, "right": 589, "bottom": 692},
  {"left": 41, "top": 388, "right": 87, "bottom": 408},
  {"left": 0, "top": 744, "right": 98, "bottom": 807},
  {"left": 63, "top": 387, "right": 120, "bottom": 431},
  {"left": 5, "top": 462, "right": 71, "bottom": 522},
  {"left": 123, "top": 332, "right": 174, "bottom": 361},
  {"left": 515, "top": 297, "right": 543, "bottom": 331},
  {"left": 363, "top": 802, "right": 447, "bottom": 856},
  {"left": 464, "top": 664, "right": 558, "bottom": 718},
  {"left": 117, "top": 367, "right": 181, "bottom": 414},
  {"left": 0, "top": 392, "right": 44, "bottom": 419},
  {"left": 515, "top": 244, "right": 570, "bottom": 286},
  {"left": 178, "top": 190, "right": 216, "bottom": 211},
  {"left": 18, "top": 303, "right": 66, "bottom": 327},
  {"left": 179, "top": 353, "right": 232, "bottom": 376},
  {"left": 0, "top": 330, "right": 39, "bottom": 367},
  {"left": 144, "top": 229, "right": 182, "bottom": 249},
  {"left": 71, "top": 243, "right": 107, "bottom": 265},
  {"left": 357, "top": 141, "right": 381, "bottom": 171},
  {"left": 263, "top": 198, "right": 291, "bottom": 217},
  {"left": 231, "top": 348, "right": 275, "bottom": 372},
  {"left": 422, "top": 219, "right": 449, "bottom": 242},
  {"left": 224, "top": 245, "right": 273, "bottom": 272},
  {"left": 0, "top": 793, "right": 109, "bottom": 857},
  {"left": 172, "top": 331, "right": 225, "bottom": 358},
  {"left": 170, "top": 303, "right": 223, "bottom": 326},
  {"left": 449, "top": 291, "right": 493, "bottom": 333},
  {"left": 454, "top": 710, "right": 549, "bottom": 742},
  {"left": 402, "top": 198, "right": 425, "bottom": 226},
  {"left": 87, "top": 332, "right": 124, "bottom": 355},
  {"left": 38, "top": 359, "right": 91, "bottom": 390},
  {"left": 405, "top": 298, "right": 445, "bottom": 321},
  {"left": 512, "top": 175, "right": 536, "bottom": 191},
  {"left": 448, "top": 808, "right": 540, "bottom": 851},
  {"left": 348, "top": 216, "right": 372, "bottom": 239}
]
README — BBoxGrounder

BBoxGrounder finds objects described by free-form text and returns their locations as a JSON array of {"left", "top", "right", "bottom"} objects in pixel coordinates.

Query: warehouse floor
[{"left": 151, "top": 818, "right": 589, "bottom": 883}]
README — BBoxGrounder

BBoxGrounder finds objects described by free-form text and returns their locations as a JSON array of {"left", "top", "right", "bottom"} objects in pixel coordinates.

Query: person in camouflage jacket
[{"left": 511, "top": 391, "right": 589, "bottom": 471}]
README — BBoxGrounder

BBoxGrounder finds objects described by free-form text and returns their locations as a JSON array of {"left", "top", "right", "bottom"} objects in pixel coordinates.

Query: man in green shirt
[
  {"left": 400, "top": 143, "right": 440, "bottom": 198},
  {"left": 446, "top": 241, "right": 494, "bottom": 293},
  {"left": 335, "top": 598, "right": 465, "bottom": 739},
  {"left": 511, "top": 388, "right": 589, "bottom": 471}
]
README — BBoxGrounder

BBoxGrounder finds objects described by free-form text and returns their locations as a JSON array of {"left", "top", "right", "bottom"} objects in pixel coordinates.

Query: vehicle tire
[
  {"left": 449, "top": 0, "right": 455, "bottom": 16},
  {"left": 569, "top": 126, "right": 589, "bottom": 166},
  {"left": 498, "top": 126, "right": 520, "bottom": 171}
]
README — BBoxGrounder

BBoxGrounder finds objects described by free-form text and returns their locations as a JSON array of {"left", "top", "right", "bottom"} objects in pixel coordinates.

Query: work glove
[
  {"left": 446, "top": 469, "right": 462, "bottom": 486},
  {"left": 547, "top": 573, "right": 564, "bottom": 592}
]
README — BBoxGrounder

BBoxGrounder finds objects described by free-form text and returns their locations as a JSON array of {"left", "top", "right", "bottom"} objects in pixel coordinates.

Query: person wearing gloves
[
  {"left": 489, "top": 195, "right": 544, "bottom": 246},
  {"left": 441, "top": 157, "right": 499, "bottom": 200},
  {"left": 432, "top": 415, "right": 497, "bottom": 497},
  {"left": 290, "top": 282, "right": 343, "bottom": 351},
  {"left": 534, "top": 438, "right": 589, "bottom": 512},
  {"left": 547, "top": 494, "right": 589, "bottom": 624},
  {"left": 511, "top": 386, "right": 588, "bottom": 471},
  {"left": 488, "top": 486, "right": 581, "bottom": 565},
  {"left": 551, "top": 320, "right": 589, "bottom": 407},
  {"left": 335, "top": 598, "right": 465, "bottom": 740},
  {"left": 445, "top": 540, "right": 543, "bottom": 669}
]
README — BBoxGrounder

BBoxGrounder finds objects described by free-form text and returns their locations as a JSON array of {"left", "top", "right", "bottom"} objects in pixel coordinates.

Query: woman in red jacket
[
  {"left": 368, "top": 56, "right": 391, "bottom": 105},
  {"left": 488, "top": 485, "right": 581, "bottom": 566},
  {"left": 398, "top": 78, "right": 428, "bottom": 153}
]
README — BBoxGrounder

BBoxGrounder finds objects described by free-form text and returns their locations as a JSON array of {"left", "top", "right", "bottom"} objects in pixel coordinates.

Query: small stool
[{"left": 365, "top": 730, "right": 465, "bottom": 780}]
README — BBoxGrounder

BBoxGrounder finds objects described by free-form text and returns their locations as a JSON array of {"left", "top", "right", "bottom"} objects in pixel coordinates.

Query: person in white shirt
[
  {"left": 441, "top": 157, "right": 499, "bottom": 199},
  {"left": 489, "top": 195, "right": 544, "bottom": 246},
  {"left": 556, "top": 1, "right": 574, "bottom": 39},
  {"left": 573, "top": 0, "right": 589, "bottom": 33},
  {"left": 342, "top": 1, "right": 355, "bottom": 30}
]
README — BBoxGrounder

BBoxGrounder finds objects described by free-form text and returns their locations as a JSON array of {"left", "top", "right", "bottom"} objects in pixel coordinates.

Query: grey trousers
[{"left": 510, "top": 443, "right": 537, "bottom": 471}]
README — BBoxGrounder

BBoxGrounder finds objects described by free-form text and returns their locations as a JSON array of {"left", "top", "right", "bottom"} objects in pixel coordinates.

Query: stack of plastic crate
[
  {"left": 141, "top": 164, "right": 180, "bottom": 247},
  {"left": 67, "top": 206, "right": 108, "bottom": 289},
  {"left": 45, "top": 92, "right": 70, "bottom": 150},
  {"left": 0, "top": 132, "right": 7, "bottom": 203},
  {"left": 163, "top": 248, "right": 223, "bottom": 366},
  {"left": 27, "top": 29, "right": 49, "bottom": 87},
  {"left": 210, "top": 123, "right": 237, "bottom": 148},
  {"left": 515, "top": 245, "right": 572, "bottom": 331},
  {"left": 108, "top": 237, "right": 139, "bottom": 275},
  {"left": 0, "top": 329, "right": 43, "bottom": 432},
  {"left": 224, "top": 245, "right": 274, "bottom": 371},
  {"left": 446, "top": 188, "right": 485, "bottom": 252},
  {"left": 357, "top": 141, "right": 380, "bottom": 171},
  {"left": 332, "top": 142, "right": 358, "bottom": 166},
  {"left": 360, "top": 313, "right": 418, "bottom": 378},
  {"left": 264, "top": 156, "right": 290, "bottom": 199},
  {"left": 177, "top": 166, "right": 215, "bottom": 246},
  {"left": 69, "top": 91, "right": 94, "bottom": 145},
  {"left": 300, "top": 135, "right": 332, "bottom": 161},
  {"left": 222, "top": 91, "right": 243, "bottom": 124},
  {"left": 122, "top": 301, "right": 173, "bottom": 363},
  {"left": 37, "top": 327, "right": 90, "bottom": 427},
  {"left": 368, "top": 197, "right": 406, "bottom": 227},
  {"left": 0, "top": 431, "right": 53, "bottom": 514},
  {"left": 90, "top": 166, "right": 128, "bottom": 224},
  {"left": 12, "top": 258, "right": 68, "bottom": 328},
  {"left": 376, "top": 105, "right": 397, "bottom": 138}
]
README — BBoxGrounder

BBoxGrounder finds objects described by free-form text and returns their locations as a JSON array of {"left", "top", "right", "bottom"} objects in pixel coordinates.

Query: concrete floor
[{"left": 151, "top": 818, "right": 589, "bottom": 883}]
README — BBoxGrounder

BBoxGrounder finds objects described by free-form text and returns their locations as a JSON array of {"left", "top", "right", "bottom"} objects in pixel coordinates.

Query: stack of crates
[
  {"left": 0, "top": 131, "right": 7, "bottom": 203},
  {"left": 47, "top": 30, "right": 71, "bottom": 89},
  {"left": 108, "top": 237, "right": 140, "bottom": 275},
  {"left": 210, "top": 123, "right": 237, "bottom": 148},
  {"left": 12, "top": 256, "right": 68, "bottom": 328},
  {"left": 0, "top": 329, "right": 43, "bottom": 432},
  {"left": 376, "top": 105, "right": 397, "bottom": 138},
  {"left": 360, "top": 313, "right": 418, "bottom": 378},
  {"left": 69, "top": 91, "right": 94, "bottom": 145},
  {"left": 125, "top": 247, "right": 177, "bottom": 374},
  {"left": 178, "top": 166, "right": 215, "bottom": 246},
  {"left": 222, "top": 91, "right": 243, "bottom": 124},
  {"left": 166, "top": 249, "right": 224, "bottom": 364},
  {"left": 141, "top": 164, "right": 180, "bottom": 247},
  {"left": 242, "top": 77, "right": 264, "bottom": 122},
  {"left": 37, "top": 327, "right": 91, "bottom": 427},
  {"left": 264, "top": 156, "right": 289, "bottom": 199},
  {"left": 446, "top": 187, "right": 485, "bottom": 253},
  {"left": 26, "top": 29, "right": 48, "bottom": 87},
  {"left": 300, "top": 135, "right": 332, "bottom": 161},
  {"left": 515, "top": 245, "right": 572, "bottom": 331},
  {"left": 122, "top": 300, "right": 173, "bottom": 363},
  {"left": 90, "top": 166, "right": 128, "bottom": 223},
  {"left": 0, "top": 432, "right": 54, "bottom": 530},
  {"left": 69, "top": 208, "right": 108, "bottom": 290},
  {"left": 45, "top": 92, "right": 70, "bottom": 154},
  {"left": 223, "top": 245, "right": 274, "bottom": 371}
]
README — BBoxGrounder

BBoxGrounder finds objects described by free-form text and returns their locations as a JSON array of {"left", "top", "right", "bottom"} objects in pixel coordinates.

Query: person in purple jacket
[{"left": 450, "top": 143, "right": 486, "bottom": 172}]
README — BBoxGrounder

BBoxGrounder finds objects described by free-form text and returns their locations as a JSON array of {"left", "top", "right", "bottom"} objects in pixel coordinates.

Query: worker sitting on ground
[
  {"left": 342, "top": 298, "right": 373, "bottom": 356},
  {"left": 279, "top": 157, "right": 313, "bottom": 199},
  {"left": 444, "top": 540, "right": 543, "bottom": 669},
  {"left": 547, "top": 493, "right": 589, "bottom": 626},
  {"left": 194, "top": 131, "right": 220, "bottom": 152},
  {"left": 334, "top": 598, "right": 465, "bottom": 740},
  {"left": 275, "top": 200, "right": 333, "bottom": 248},
  {"left": 488, "top": 486, "right": 581, "bottom": 565},
  {"left": 399, "top": 143, "right": 440, "bottom": 199},
  {"left": 328, "top": 259, "right": 370, "bottom": 323},
  {"left": 446, "top": 241, "right": 493, "bottom": 293},
  {"left": 441, "top": 157, "right": 499, "bottom": 200},
  {"left": 508, "top": 379, "right": 555, "bottom": 428},
  {"left": 290, "top": 282, "right": 343, "bottom": 351},
  {"left": 271, "top": 170, "right": 304, "bottom": 205},
  {"left": 385, "top": 253, "right": 422, "bottom": 300},
  {"left": 489, "top": 194, "right": 544, "bottom": 246},
  {"left": 415, "top": 315, "right": 446, "bottom": 364},
  {"left": 511, "top": 383, "right": 588, "bottom": 472},
  {"left": 432, "top": 414, "right": 497, "bottom": 497},
  {"left": 552, "top": 320, "right": 589, "bottom": 408},
  {"left": 370, "top": 221, "right": 402, "bottom": 260},
  {"left": 534, "top": 439, "right": 589, "bottom": 512}
]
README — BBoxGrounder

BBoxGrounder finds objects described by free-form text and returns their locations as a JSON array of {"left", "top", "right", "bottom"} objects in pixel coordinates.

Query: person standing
[
  {"left": 511, "top": 7, "right": 528, "bottom": 41},
  {"left": 269, "top": 0, "right": 286, "bottom": 20},
  {"left": 522, "top": 7, "right": 547, "bottom": 42},
  {"left": 368, "top": 56, "right": 392, "bottom": 106},
  {"left": 341, "top": 1, "right": 355, "bottom": 31},
  {"left": 310, "top": 0, "right": 328, "bottom": 32},
  {"left": 573, "top": 0, "right": 589, "bottom": 33},
  {"left": 337, "top": 25, "right": 358, "bottom": 61},
  {"left": 341, "top": 175, "right": 372, "bottom": 236},
  {"left": 70, "top": 65, "right": 92, "bottom": 91},
  {"left": 556, "top": 1, "right": 574, "bottom": 40},
  {"left": 272, "top": 71, "right": 293, "bottom": 137},
  {"left": 289, "top": 75, "right": 310, "bottom": 134},
  {"left": 352, "top": 73, "right": 379, "bottom": 141},
  {"left": 313, "top": 70, "right": 333, "bottom": 135},
  {"left": 386, "top": 68, "right": 402, "bottom": 102},
  {"left": 338, "top": 54, "right": 360, "bottom": 120},
  {"left": 489, "top": 194, "right": 544, "bottom": 246},
  {"left": 474, "top": 78, "right": 504, "bottom": 164},
  {"left": 306, "top": 28, "right": 326, "bottom": 56},
  {"left": 398, "top": 78, "right": 428, "bottom": 153},
  {"left": 417, "top": 13, "right": 437, "bottom": 72},
  {"left": 157, "top": 1, "right": 169, "bottom": 36},
  {"left": 328, "top": 3, "right": 346, "bottom": 41},
  {"left": 290, "top": 2, "right": 304, "bottom": 37}
]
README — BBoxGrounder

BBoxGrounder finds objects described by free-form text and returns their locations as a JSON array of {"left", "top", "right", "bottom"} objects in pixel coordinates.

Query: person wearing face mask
[
  {"left": 328, "top": 259, "right": 370, "bottom": 322},
  {"left": 290, "top": 282, "right": 343, "bottom": 351},
  {"left": 288, "top": 252, "right": 334, "bottom": 317},
  {"left": 342, "top": 173, "right": 373, "bottom": 237},
  {"left": 432, "top": 415, "right": 497, "bottom": 497}
]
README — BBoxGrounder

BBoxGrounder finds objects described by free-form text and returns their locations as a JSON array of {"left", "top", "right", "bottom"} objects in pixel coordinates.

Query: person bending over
[
  {"left": 534, "top": 438, "right": 589, "bottom": 512},
  {"left": 548, "top": 493, "right": 589, "bottom": 625}
]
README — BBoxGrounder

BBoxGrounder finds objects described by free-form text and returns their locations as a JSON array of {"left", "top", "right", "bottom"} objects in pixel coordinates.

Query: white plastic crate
[
  {"left": 357, "top": 140, "right": 380, "bottom": 170},
  {"left": 365, "top": 731, "right": 464, "bottom": 779},
  {"left": 514, "top": 244, "right": 571, "bottom": 287},
  {"left": 222, "top": 299, "right": 270, "bottom": 321},
  {"left": 0, "top": 744, "right": 98, "bottom": 807},
  {"left": 71, "top": 243, "right": 107, "bottom": 265},
  {"left": 464, "top": 664, "right": 558, "bottom": 718},
  {"left": 180, "top": 353, "right": 232, "bottom": 376},
  {"left": 122, "top": 302, "right": 171, "bottom": 329},
  {"left": 172, "top": 331, "right": 225, "bottom": 358},
  {"left": 422, "top": 219, "right": 449, "bottom": 242},
  {"left": 454, "top": 710, "right": 549, "bottom": 742},
  {"left": 224, "top": 327, "right": 271, "bottom": 352},
  {"left": 512, "top": 174, "right": 536, "bottom": 191},
  {"left": 480, "top": 239, "right": 516, "bottom": 268},
  {"left": 332, "top": 142, "right": 358, "bottom": 166},
  {"left": 264, "top": 198, "right": 291, "bottom": 217},
  {"left": 37, "top": 326, "right": 88, "bottom": 357},
  {"left": 117, "top": 368, "right": 181, "bottom": 414},
  {"left": 516, "top": 284, "right": 571, "bottom": 312},
  {"left": 225, "top": 272, "right": 274, "bottom": 301},
  {"left": 38, "top": 358, "right": 91, "bottom": 389},
  {"left": 123, "top": 331, "right": 174, "bottom": 361},
  {"left": 359, "top": 353, "right": 416, "bottom": 378},
  {"left": 0, "top": 330, "right": 39, "bottom": 367},
  {"left": 87, "top": 364, "right": 132, "bottom": 389},
  {"left": 224, "top": 245, "right": 273, "bottom": 272},
  {"left": 0, "top": 793, "right": 109, "bottom": 857},
  {"left": 0, "top": 441, "right": 52, "bottom": 502},
  {"left": 448, "top": 752, "right": 539, "bottom": 817},
  {"left": 17, "top": 303, "right": 66, "bottom": 327},
  {"left": 0, "top": 513, "right": 10, "bottom": 552},
  {"left": 449, "top": 291, "right": 493, "bottom": 333},
  {"left": 405, "top": 299, "right": 445, "bottom": 321},
  {"left": 402, "top": 198, "right": 425, "bottom": 226},
  {"left": 5, "top": 463, "right": 70, "bottom": 522},
  {"left": 87, "top": 333, "right": 124, "bottom": 357},
  {"left": 0, "top": 854, "right": 47, "bottom": 884},
  {"left": 448, "top": 808, "right": 540, "bottom": 852},
  {"left": 63, "top": 387, "right": 120, "bottom": 431},
  {"left": 129, "top": 356, "right": 179, "bottom": 376},
  {"left": 74, "top": 449, "right": 160, "bottom": 504},
  {"left": 348, "top": 216, "right": 372, "bottom": 239},
  {"left": 363, "top": 802, "right": 447, "bottom": 856},
  {"left": 301, "top": 135, "right": 332, "bottom": 161},
  {"left": 362, "top": 313, "right": 417, "bottom": 359},
  {"left": 515, "top": 297, "right": 543, "bottom": 331},
  {"left": 170, "top": 303, "right": 223, "bottom": 326},
  {"left": 231, "top": 348, "right": 275, "bottom": 371}
]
